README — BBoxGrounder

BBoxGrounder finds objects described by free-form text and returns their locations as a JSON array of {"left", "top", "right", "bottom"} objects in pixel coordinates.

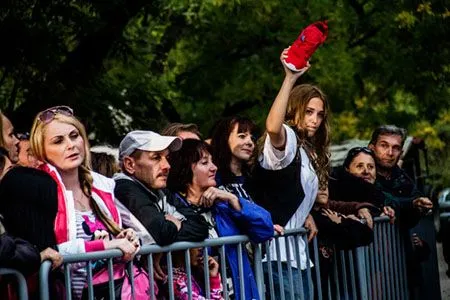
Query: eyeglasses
[{"left": 38, "top": 106, "right": 74, "bottom": 124}]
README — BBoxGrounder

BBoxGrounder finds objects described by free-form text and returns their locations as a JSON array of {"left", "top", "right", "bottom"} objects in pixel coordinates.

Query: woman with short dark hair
[{"left": 167, "top": 139, "right": 274, "bottom": 300}]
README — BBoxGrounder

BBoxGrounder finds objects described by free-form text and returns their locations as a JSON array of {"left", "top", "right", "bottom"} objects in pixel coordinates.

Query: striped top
[{"left": 71, "top": 210, "right": 109, "bottom": 299}]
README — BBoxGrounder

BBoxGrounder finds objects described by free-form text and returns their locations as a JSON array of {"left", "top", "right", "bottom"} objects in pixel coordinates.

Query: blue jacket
[
  {"left": 175, "top": 190, "right": 274, "bottom": 300},
  {"left": 213, "top": 196, "right": 274, "bottom": 300}
]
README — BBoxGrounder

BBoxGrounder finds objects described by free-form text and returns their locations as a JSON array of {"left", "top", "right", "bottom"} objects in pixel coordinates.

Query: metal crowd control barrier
[
  {"left": 36, "top": 217, "right": 409, "bottom": 300},
  {"left": 0, "top": 268, "right": 29, "bottom": 300}
]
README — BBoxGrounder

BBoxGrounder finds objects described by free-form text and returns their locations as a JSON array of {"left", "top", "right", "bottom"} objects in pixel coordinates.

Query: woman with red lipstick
[{"left": 167, "top": 139, "right": 274, "bottom": 300}]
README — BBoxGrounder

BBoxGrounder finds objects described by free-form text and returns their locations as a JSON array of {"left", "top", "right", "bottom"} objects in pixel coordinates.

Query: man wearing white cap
[{"left": 114, "top": 131, "right": 209, "bottom": 246}]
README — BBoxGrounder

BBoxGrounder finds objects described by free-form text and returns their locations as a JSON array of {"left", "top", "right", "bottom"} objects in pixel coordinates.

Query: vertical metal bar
[
  {"left": 126, "top": 261, "right": 135, "bottom": 300},
  {"left": 254, "top": 243, "right": 265, "bottom": 299},
  {"left": 383, "top": 223, "right": 392, "bottom": 300},
  {"left": 327, "top": 273, "right": 332, "bottom": 300},
  {"left": 147, "top": 254, "right": 156, "bottom": 300},
  {"left": 203, "top": 246, "right": 211, "bottom": 299},
  {"left": 391, "top": 225, "right": 400, "bottom": 300},
  {"left": 86, "top": 261, "right": 94, "bottom": 300},
  {"left": 348, "top": 250, "right": 357, "bottom": 297},
  {"left": 185, "top": 249, "right": 193, "bottom": 300},
  {"left": 303, "top": 235, "right": 313, "bottom": 300},
  {"left": 64, "top": 264, "right": 72, "bottom": 300},
  {"left": 39, "top": 261, "right": 52, "bottom": 300},
  {"left": 237, "top": 243, "right": 245, "bottom": 300},
  {"left": 108, "top": 258, "right": 115, "bottom": 299},
  {"left": 364, "top": 246, "right": 372, "bottom": 300},
  {"left": 167, "top": 251, "right": 175, "bottom": 300},
  {"left": 313, "top": 237, "right": 323, "bottom": 300},
  {"left": 332, "top": 246, "right": 341, "bottom": 300},
  {"left": 368, "top": 242, "right": 376, "bottom": 300},
  {"left": 378, "top": 224, "right": 386, "bottom": 300},
  {"left": 355, "top": 247, "right": 369, "bottom": 300},
  {"left": 293, "top": 235, "right": 304, "bottom": 300},
  {"left": 339, "top": 250, "right": 349, "bottom": 300},
  {"left": 398, "top": 225, "right": 409, "bottom": 299},
  {"left": 275, "top": 237, "right": 286, "bottom": 300},
  {"left": 284, "top": 236, "right": 295, "bottom": 300},
  {"left": 266, "top": 240, "right": 276, "bottom": 300},
  {"left": 374, "top": 225, "right": 382, "bottom": 300},
  {"left": 219, "top": 245, "right": 229, "bottom": 300},
  {"left": 388, "top": 225, "right": 395, "bottom": 300}
]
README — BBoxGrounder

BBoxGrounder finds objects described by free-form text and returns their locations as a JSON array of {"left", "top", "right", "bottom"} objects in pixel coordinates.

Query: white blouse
[{"left": 259, "top": 124, "right": 318, "bottom": 269}]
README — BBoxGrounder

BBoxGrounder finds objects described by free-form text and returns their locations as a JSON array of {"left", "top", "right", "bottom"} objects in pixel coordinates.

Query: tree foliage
[{"left": 0, "top": 0, "right": 449, "bottom": 181}]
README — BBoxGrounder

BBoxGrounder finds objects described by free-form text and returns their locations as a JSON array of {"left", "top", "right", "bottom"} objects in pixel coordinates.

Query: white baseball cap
[{"left": 119, "top": 130, "right": 182, "bottom": 160}]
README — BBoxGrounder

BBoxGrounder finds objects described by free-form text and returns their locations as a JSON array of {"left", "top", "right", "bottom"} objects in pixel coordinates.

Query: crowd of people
[{"left": 0, "top": 50, "right": 434, "bottom": 299}]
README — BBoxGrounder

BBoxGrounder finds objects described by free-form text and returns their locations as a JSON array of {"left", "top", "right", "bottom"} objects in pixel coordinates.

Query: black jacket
[
  {"left": 0, "top": 231, "right": 41, "bottom": 275},
  {"left": 0, "top": 167, "right": 58, "bottom": 252},
  {"left": 329, "top": 166, "right": 385, "bottom": 208},
  {"left": 114, "top": 178, "right": 209, "bottom": 245}
]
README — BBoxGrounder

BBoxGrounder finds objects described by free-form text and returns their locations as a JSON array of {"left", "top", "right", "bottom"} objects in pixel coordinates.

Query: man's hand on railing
[
  {"left": 40, "top": 247, "right": 63, "bottom": 270},
  {"left": 381, "top": 206, "right": 396, "bottom": 224},
  {"left": 304, "top": 214, "right": 318, "bottom": 242},
  {"left": 413, "top": 197, "right": 433, "bottom": 215},
  {"left": 357, "top": 208, "right": 373, "bottom": 229}
]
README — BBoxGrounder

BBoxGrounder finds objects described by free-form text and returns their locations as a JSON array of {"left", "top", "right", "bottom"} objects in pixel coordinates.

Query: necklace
[{"left": 73, "top": 190, "right": 90, "bottom": 211}]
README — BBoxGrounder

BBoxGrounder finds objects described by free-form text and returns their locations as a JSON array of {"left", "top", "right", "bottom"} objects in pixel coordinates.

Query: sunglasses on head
[
  {"left": 16, "top": 132, "right": 30, "bottom": 140},
  {"left": 38, "top": 106, "right": 74, "bottom": 124},
  {"left": 349, "top": 147, "right": 373, "bottom": 156}
]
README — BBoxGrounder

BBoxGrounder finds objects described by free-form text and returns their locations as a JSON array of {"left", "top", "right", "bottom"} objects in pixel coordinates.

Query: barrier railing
[
  {"left": 0, "top": 268, "right": 29, "bottom": 300},
  {"left": 5, "top": 217, "right": 410, "bottom": 300}
]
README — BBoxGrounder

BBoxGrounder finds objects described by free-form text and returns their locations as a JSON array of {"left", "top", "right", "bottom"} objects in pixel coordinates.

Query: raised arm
[{"left": 266, "top": 48, "right": 310, "bottom": 149}]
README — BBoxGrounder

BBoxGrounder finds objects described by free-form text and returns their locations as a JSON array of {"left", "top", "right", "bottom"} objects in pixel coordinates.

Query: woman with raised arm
[{"left": 248, "top": 48, "right": 330, "bottom": 299}]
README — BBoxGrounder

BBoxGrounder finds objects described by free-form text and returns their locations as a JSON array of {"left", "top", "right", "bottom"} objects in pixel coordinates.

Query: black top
[
  {"left": 114, "top": 178, "right": 209, "bottom": 245},
  {"left": 0, "top": 167, "right": 58, "bottom": 252},
  {"left": 329, "top": 166, "right": 385, "bottom": 208},
  {"left": 246, "top": 148, "right": 304, "bottom": 226}
]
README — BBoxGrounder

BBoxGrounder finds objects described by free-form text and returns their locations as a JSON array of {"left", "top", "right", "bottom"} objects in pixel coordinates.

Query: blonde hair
[{"left": 30, "top": 113, "right": 121, "bottom": 235}]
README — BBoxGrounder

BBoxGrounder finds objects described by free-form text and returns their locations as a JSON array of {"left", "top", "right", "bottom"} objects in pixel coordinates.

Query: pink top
[{"left": 172, "top": 267, "right": 223, "bottom": 300}]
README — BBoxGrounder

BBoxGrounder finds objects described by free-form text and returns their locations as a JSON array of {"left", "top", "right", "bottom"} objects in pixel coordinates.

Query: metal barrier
[
  {"left": 36, "top": 217, "right": 411, "bottom": 299},
  {"left": 0, "top": 268, "right": 29, "bottom": 300}
]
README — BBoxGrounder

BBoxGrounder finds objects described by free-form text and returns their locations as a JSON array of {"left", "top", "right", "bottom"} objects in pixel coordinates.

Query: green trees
[{"left": 0, "top": 1, "right": 448, "bottom": 163}]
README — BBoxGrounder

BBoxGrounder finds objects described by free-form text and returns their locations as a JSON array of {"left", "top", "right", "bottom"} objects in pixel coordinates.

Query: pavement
[{"left": 437, "top": 242, "right": 450, "bottom": 299}]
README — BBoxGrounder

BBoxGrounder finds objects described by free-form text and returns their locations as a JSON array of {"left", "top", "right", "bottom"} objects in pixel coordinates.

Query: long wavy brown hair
[{"left": 259, "top": 84, "right": 331, "bottom": 189}]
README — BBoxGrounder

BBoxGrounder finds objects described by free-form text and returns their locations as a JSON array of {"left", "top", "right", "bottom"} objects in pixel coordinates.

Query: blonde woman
[{"left": 28, "top": 106, "right": 143, "bottom": 298}]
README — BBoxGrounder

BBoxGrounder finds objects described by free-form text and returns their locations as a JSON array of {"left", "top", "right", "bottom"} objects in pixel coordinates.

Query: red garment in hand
[{"left": 284, "top": 21, "right": 328, "bottom": 72}]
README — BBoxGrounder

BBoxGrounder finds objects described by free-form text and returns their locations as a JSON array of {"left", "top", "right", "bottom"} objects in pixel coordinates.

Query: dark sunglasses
[
  {"left": 16, "top": 132, "right": 30, "bottom": 140},
  {"left": 38, "top": 106, "right": 74, "bottom": 124}
]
